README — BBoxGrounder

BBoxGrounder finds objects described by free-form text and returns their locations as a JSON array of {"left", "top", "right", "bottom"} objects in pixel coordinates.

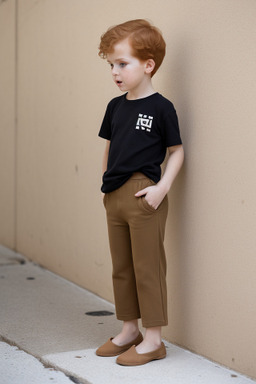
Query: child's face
[{"left": 107, "top": 38, "right": 151, "bottom": 97}]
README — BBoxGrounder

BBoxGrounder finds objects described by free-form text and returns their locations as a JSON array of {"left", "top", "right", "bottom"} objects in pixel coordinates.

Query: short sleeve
[
  {"left": 163, "top": 104, "right": 182, "bottom": 147},
  {"left": 98, "top": 103, "right": 112, "bottom": 140}
]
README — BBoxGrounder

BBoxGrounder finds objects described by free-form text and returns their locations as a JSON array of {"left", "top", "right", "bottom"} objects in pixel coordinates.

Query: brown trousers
[{"left": 103, "top": 173, "right": 168, "bottom": 328}]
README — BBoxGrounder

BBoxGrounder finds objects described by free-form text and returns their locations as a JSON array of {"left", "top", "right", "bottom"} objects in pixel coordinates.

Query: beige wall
[
  {"left": 0, "top": 0, "right": 16, "bottom": 247},
  {"left": 1, "top": 0, "right": 256, "bottom": 378}
]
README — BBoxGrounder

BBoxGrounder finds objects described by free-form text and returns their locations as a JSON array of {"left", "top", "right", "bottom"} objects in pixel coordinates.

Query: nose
[{"left": 111, "top": 65, "right": 119, "bottom": 76}]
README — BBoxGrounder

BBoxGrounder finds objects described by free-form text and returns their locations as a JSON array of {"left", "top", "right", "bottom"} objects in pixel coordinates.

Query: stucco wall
[{"left": 0, "top": 0, "right": 256, "bottom": 378}]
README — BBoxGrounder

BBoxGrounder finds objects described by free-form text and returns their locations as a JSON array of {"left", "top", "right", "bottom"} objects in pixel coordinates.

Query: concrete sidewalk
[{"left": 0, "top": 245, "right": 255, "bottom": 384}]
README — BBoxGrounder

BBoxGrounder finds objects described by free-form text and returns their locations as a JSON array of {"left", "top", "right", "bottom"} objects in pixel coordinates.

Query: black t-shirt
[{"left": 98, "top": 92, "right": 182, "bottom": 193}]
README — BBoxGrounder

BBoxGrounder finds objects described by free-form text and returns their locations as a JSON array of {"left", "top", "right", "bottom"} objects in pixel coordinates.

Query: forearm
[
  {"left": 134, "top": 145, "right": 184, "bottom": 209},
  {"left": 157, "top": 145, "right": 184, "bottom": 194},
  {"left": 102, "top": 140, "right": 110, "bottom": 175}
]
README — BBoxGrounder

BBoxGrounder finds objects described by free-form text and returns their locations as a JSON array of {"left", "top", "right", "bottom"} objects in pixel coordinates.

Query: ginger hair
[{"left": 98, "top": 19, "right": 166, "bottom": 77}]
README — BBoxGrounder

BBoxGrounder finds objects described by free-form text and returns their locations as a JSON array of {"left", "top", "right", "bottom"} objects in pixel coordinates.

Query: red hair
[{"left": 98, "top": 19, "right": 166, "bottom": 77}]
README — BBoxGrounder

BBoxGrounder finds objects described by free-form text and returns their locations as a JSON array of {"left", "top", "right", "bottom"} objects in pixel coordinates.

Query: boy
[{"left": 96, "top": 19, "right": 184, "bottom": 366}]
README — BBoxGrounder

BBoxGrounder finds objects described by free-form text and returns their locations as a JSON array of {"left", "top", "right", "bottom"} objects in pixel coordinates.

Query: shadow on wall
[{"left": 164, "top": 38, "right": 192, "bottom": 343}]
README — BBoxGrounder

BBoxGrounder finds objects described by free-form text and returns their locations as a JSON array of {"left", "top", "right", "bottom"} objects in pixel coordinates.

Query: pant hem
[
  {"left": 142, "top": 321, "right": 168, "bottom": 328},
  {"left": 116, "top": 314, "right": 141, "bottom": 321}
]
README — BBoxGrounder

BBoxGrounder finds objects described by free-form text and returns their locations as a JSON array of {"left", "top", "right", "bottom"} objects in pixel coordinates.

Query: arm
[
  {"left": 135, "top": 144, "right": 184, "bottom": 209},
  {"left": 101, "top": 140, "right": 110, "bottom": 197},
  {"left": 102, "top": 140, "right": 110, "bottom": 175}
]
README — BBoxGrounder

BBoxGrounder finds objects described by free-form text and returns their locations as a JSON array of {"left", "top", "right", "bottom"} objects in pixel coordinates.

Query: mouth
[{"left": 116, "top": 80, "right": 123, "bottom": 86}]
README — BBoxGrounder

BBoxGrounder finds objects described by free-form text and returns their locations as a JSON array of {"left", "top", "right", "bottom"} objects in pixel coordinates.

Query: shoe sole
[{"left": 117, "top": 353, "right": 166, "bottom": 366}]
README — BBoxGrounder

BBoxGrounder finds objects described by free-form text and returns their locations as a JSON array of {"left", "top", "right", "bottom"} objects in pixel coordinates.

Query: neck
[{"left": 126, "top": 80, "right": 155, "bottom": 100}]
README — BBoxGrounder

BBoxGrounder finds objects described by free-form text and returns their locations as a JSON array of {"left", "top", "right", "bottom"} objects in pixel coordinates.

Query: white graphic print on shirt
[{"left": 135, "top": 114, "right": 153, "bottom": 132}]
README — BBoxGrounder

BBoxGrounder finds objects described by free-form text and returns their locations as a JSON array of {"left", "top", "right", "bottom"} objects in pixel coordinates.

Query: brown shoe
[
  {"left": 96, "top": 332, "right": 143, "bottom": 357},
  {"left": 116, "top": 342, "right": 166, "bottom": 366}
]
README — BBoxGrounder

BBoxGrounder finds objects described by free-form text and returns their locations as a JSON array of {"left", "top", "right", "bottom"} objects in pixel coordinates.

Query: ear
[{"left": 145, "top": 59, "right": 155, "bottom": 75}]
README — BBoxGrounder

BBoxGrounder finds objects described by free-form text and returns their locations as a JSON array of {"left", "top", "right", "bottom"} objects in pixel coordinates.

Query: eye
[
  {"left": 109, "top": 63, "right": 114, "bottom": 69},
  {"left": 119, "top": 62, "right": 127, "bottom": 68}
]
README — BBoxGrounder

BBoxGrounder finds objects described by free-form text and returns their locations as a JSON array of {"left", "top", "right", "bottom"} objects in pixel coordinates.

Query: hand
[{"left": 135, "top": 185, "right": 166, "bottom": 210}]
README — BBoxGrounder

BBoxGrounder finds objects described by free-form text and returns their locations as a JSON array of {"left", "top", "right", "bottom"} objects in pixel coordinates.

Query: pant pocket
[{"left": 140, "top": 196, "right": 157, "bottom": 213}]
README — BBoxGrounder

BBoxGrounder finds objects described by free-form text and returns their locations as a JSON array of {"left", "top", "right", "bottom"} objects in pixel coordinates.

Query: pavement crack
[{"left": 0, "top": 336, "right": 91, "bottom": 384}]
